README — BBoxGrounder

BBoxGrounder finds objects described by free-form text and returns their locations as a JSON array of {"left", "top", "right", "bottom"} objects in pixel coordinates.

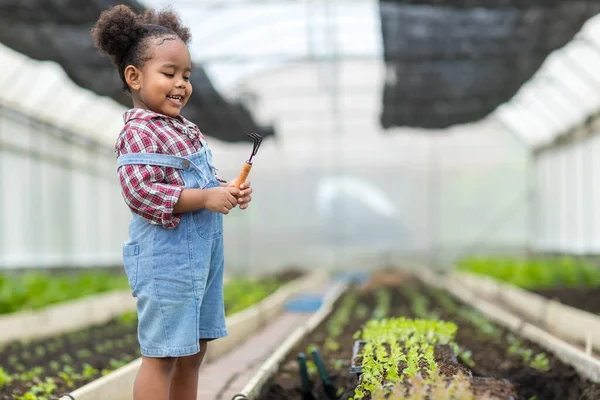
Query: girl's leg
[
  {"left": 169, "top": 340, "right": 208, "bottom": 400},
  {"left": 134, "top": 356, "right": 177, "bottom": 400}
]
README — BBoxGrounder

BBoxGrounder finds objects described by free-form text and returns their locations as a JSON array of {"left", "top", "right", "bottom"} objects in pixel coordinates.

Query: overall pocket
[
  {"left": 122, "top": 244, "right": 140, "bottom": 295},
  {"left": 192, "top": 207, "right": 223, "bottom": 240}
]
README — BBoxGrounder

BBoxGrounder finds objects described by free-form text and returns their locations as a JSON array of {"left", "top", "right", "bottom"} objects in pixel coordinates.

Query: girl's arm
[
  {"left": 117, "top": 127, "right": 185, "bottom": 228},
  {"left": 173, "top": 189, "right": 207, "bottom": 213},
  {"left": 118, "top": 162, "right": 184, "bottom": 228}
]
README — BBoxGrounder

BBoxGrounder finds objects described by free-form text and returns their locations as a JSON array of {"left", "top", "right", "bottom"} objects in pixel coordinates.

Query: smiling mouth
[{"left": 167, "top": 95, "right": 183, "bottom": 105}]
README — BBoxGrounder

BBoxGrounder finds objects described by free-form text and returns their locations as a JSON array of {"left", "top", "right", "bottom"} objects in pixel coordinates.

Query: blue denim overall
[{"left": 117, "top": 142, "right": 227, "bottom": 358}]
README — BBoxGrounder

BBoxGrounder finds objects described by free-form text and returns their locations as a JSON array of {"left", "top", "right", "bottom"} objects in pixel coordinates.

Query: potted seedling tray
[{"left": 350, "top": 340, "right": 464, "bottom": 375}]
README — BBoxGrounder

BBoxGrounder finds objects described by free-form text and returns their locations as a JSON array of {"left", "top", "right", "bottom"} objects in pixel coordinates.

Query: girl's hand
[
  {"left": 228, "top": 180, "right": 253, "bottom": 210},
  {"left": 204, "top": 187, "right": 240, "bottom": 214}
]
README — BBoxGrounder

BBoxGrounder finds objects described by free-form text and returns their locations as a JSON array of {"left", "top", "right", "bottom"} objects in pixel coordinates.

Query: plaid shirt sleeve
[{"left": 116, "top": 126, "right": 183, "bottom": 228}]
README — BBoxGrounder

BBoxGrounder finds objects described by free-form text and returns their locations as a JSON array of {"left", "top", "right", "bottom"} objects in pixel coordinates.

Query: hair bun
[
  {"left": 91, "top": 5, "right": 145, "bottom": 66},
  {"left": 142, "top": 7, "right": 191, "bottom": 44}
]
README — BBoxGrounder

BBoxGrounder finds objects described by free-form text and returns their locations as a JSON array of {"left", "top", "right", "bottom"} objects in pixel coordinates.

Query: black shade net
[
  {"left": 2, "top": 0, "right": 599, "bottom": 135},
  {"left": 0, "top": 0, "right": 274, "bottom": 142},
  {"left": 379, "top": 0, "right": 600, "bottom": 129}
]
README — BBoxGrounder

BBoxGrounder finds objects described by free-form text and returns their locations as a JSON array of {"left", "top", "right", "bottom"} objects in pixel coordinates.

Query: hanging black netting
[
  {"left": 379, "top": 0, "right": 600, "bottom": 129},
  {"left": 0, "top": 0, "right": 273, "bottom": 142}
]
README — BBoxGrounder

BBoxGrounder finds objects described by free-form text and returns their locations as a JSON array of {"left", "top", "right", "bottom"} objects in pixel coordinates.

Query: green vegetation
[
  {"left": 352, "top": 318, "right": 458, "bottom": 399},
  {"left": 223, "top": 277, "right": 282, "bottom": 315},
  {"left": 0, "top": 270, "right": 291, "bottom": 317},
  {"left": 1, "top": 274, "right": 295, "bottom": 399},
  {"left": 0, "top": 271, "right": 130, "bottom": 315},
  {"left": 457, "top": 257, "right": 600, "bottom": 289}
]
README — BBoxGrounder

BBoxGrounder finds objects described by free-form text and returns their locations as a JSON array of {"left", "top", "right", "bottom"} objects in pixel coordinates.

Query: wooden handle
[{"left": 235, "top": 162, "right": 252, "bottom": 189}]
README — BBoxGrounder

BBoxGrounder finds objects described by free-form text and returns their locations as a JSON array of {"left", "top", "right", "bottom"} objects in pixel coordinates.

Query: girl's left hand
[{"left": 228, "top": 180, "right": 252, "bottom": 210}]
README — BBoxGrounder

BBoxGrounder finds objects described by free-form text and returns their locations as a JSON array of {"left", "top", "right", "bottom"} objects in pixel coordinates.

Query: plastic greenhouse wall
[
  {"left": 219, "top": 61, "right": 530, "bottom": 274},
  {"left": 533, "top": 129, "right": 600, "bottom": 255},
  {"left": 0, "top": 1, "right": 543, "bottom": 272},
  {"left": 0, "top": 105, "right": 131, "bottom": 269},
  {"left": 0, "top": 59, "right": 531, "bottom": 272}
]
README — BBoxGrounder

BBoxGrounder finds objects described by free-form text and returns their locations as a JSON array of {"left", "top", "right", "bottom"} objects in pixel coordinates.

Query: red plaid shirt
[{"left": 115, "top": 108, "right": 211, "bottom": 228}]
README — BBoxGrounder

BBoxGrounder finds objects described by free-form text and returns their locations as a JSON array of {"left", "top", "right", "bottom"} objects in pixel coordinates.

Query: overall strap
[{"left": 117, "top": 153, "right": 192, "bottom": 169}]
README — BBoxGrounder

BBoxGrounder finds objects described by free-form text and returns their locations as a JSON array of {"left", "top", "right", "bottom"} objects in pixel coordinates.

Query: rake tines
[
  {"left": 247, "top": 132, "right": 262, "bottom": 163},
  {"left": 234, "top": 133, "right": 262, "bottom": 189}
]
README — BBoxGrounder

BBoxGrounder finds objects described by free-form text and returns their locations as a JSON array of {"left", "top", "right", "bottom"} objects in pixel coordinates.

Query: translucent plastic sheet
[{"left": 2, "top": 0, "right": 600, "bottom": 270}]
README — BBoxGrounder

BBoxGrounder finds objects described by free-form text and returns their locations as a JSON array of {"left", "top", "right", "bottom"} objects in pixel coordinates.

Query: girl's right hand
[{"left": 204, "top": 187, "right": 241, "bottom": 214}]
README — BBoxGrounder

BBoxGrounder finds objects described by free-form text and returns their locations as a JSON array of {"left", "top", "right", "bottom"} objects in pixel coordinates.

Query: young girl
[{"left": 91, "top": 5, "right": 253, "bottom": 400}]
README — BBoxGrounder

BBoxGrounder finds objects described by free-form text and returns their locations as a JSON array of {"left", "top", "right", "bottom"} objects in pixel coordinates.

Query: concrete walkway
[
  {"left": 195, "top": 282, "right": 338, "bottom": 399},
  {"left": 196, "top": 311, "right": 312, "bottom": 399}
]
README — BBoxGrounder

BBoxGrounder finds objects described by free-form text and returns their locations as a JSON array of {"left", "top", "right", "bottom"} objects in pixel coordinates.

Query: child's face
[{"left": 135, "top": 38, "right": 193, "bottom": 117}]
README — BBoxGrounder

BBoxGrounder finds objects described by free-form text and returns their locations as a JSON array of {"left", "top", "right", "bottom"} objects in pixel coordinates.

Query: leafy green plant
[
  {"left": 372, "top": 288, "right": 391, "bottom": 320},
  {"left": 459, "top": 349, "right": 475, "bottom": 368},
  {"left": 58, "top": 366, "right": 78, "bottom": 389},
  {"left": 0, "top": 367, "right": 12, "bottom": 388},
  {"left": 403, "top": 346, "right": 420, "bottom": 378},
  {"left": 530, "top": 353, "right": 550, "bottom": 372},
  {"left": 457, "top": 256, "right": 600, "bottom": 289},
  {"left": 18, "top": 367, "right": 44, "bottom": 382},
  {"left": 352, "top": 317, "right": 458, "bottom": 399},
  {"left": 82, "top": 364, "right": 98, "bottom": 379},
  {"left": 323, "top": 293, "right": 360, "bottom": 353},
  {"left": 366, "top": 371, "right": 482, "bottom": 400},
  {"left": 0, "top": 270, "right": 131, "bottom": 315},
  {"left": 457, "top": 309, "right": 500, "bottom": 339},
  {"left": 223, "top": 277, "right": 281, "bottom": 315},
  {"left": 403, "top": 287, "right": 436, "bottom": 320},
  {"left": 506, "top": 334, "right": 549, "bottom": 371},
  {"left": 25, "top": 377, "right": 57, "bottom": 400},
  {"left": 14, "top": 392, "right": 38, "bottom": 400}
]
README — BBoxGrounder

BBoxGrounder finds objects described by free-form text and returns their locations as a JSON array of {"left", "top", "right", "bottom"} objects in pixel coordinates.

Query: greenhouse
[{"left": 1, "top": 0, "right": 600, "bottom": 399}]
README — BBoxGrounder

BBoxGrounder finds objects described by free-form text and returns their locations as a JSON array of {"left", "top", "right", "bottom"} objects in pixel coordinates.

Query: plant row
[
  {"left": 350, "top": 283, "right": 555, "bottom": 399},
  {"left": 260, "top": 272, "right": 600, "bottom": 400},
  {"left": 0, "top": 275, "right": 294, "bottom": 400},
  {"left": 457, "top": 256, "right": 600, "bottom": 289},
  {"left": 353, "top": 318, "right": 465, "bottom": 399},
  {"left": 0, "top": 270, "right": 130, "bottom": 315}
]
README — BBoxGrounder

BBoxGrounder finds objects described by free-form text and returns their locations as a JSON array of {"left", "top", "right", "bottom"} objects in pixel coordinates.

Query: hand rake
[{"left": 235, "top": 132, "right": 262, "bottom": 189}]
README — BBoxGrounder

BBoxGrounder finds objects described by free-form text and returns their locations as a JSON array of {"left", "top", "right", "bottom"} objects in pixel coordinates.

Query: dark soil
[
  {"left": 471, "top": 378, "right": 518, "bottom": 399},
  {"left": 0, "top": 273, "right": 300, "bottom": 400},
  {"left": 426, "top": 287, "right": 600, "bottom": 400},
  {"left": 532, "top": 287, "right": 600, "bottom": 314},
  {"left": 0, "top": 313, "right": 140, "bottom": 400},
  {"left": 259, "top": 274, "right": 600, "bottom": 400}
]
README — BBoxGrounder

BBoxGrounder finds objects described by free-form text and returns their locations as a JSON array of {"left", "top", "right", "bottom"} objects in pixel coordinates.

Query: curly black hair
[{"left": 91, "top": 5, "right": 192, "bottom": 91}]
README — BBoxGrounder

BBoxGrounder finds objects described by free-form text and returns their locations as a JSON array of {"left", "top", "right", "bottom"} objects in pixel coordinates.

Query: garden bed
[
  {"left": 258, "top": 272, "right": 600, "bottom": 399},
  {"left": 454, "top": 270, "right": 600, "bottom": 356},
  {"left": 0, "top": 270, "right": 306, "bottom": 400},
  {"left": 531, "top": 287, "right": 600, "bottom": 314},
  {"left": 0, "top": 270, "right": 130, "bottom": 316},
  {"left": 457, "top": 257, "right": 600, "bottom": 314}
]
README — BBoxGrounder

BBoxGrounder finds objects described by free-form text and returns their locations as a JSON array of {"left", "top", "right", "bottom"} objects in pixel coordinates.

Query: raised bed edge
[
  {"left": 0, "top": 289, "right": 136, "bottom": 345},
  {"left": 232, "top": 279, "right": 349, "bottom": 400},
  {"left": 416, "top": 269, "right": 600, "bottom": 383},
  {"left": 0, "top": 276, "right": 235, "bottom": 345},
  {"left": 454, "top": 271, "right": 600, "bottom": 353},
  {"left": 58, "top": 270, "right": 329, "bottom": 400}
]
